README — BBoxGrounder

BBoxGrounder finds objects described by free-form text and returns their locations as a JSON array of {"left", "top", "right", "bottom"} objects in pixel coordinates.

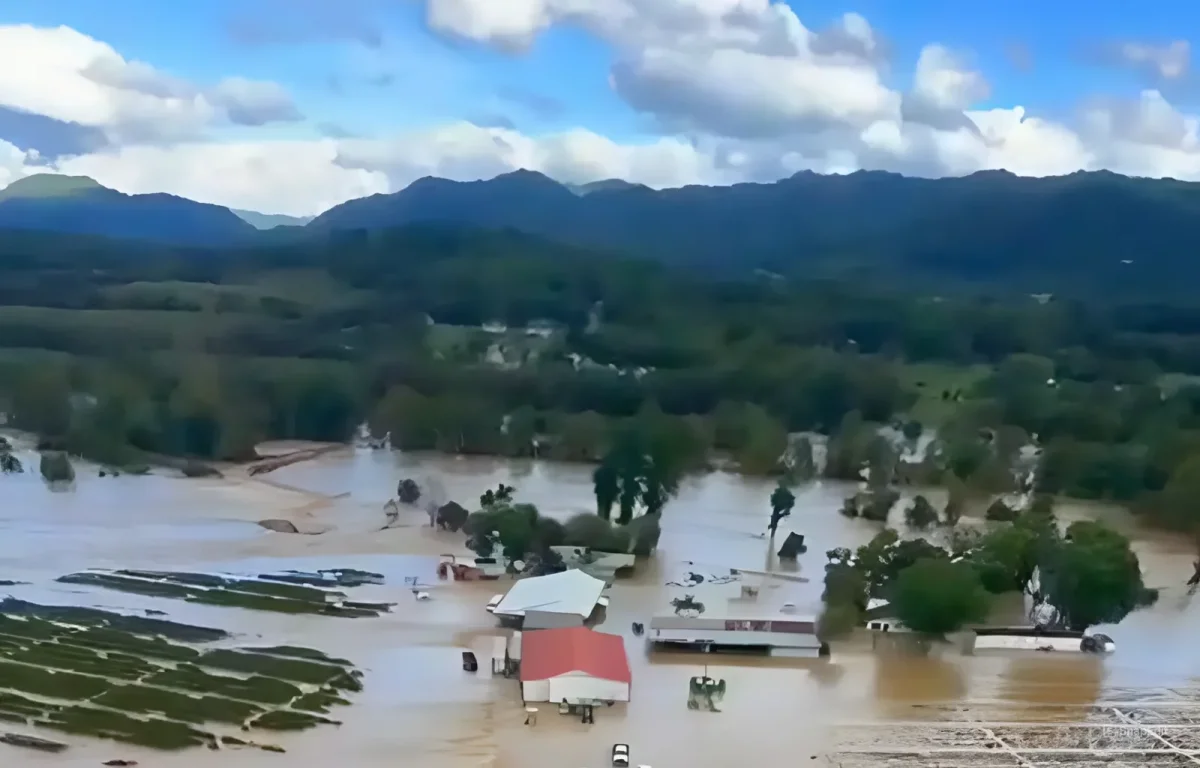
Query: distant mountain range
[
  {"left": 5, "top": 169, "right": 1200, "bottom": 296},
  {"left": 308, "top": 168, "right": 1200, "bottom": 293},
  {"left": 0, "top": 174, "right": 257, "bottom": 246},
  {"left": 230, "top": 209, "right": 313, "bottom": 230}
]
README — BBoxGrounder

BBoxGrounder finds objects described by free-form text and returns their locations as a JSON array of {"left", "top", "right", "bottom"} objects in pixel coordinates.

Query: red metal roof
[{"left": 519, "top": 627, "right": 631, "bottom": 683}]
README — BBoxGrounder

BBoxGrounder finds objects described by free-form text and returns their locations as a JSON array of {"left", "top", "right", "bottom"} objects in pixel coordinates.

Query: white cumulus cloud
[
  {"left": 3, "top": 12, "right": 1200, "bottom": 216},
  {"left": 0, "top": 24, "right": 302, "bottom": 145}
]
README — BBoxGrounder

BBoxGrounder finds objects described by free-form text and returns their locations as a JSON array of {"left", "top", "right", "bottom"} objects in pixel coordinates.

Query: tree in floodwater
[
  {"left": 824, "top": 411, "right": 872, "bottom": 481},
  {"left": 593, "top": 461, "right": 618, "bottom": 520},
  {"left": 39, "top": 451, "right": 74, "bottom": 483},
  {"left": 397, "top": 478, "right": 421, "bottom": 504},
  {"left": 1142, "top": 455, "right": 1200, "bottom": 533},
  {"left": 480, "top": 483, "right": 515, "bottom": 509},
  {"left": 1040, "top": 520, "right": 1154, "bottom": 631},
  {"left": 465, "top": 502, "right": 547, "bottom": 562},
  {"left": 892, "top": 559, "right": 989, "bottom": 636},
  {"left": 971, "top": 523, "right": 1039, "bottom": 595},
  {"left": 985, "top": 497, "right": 1019, "bottom": 522},
  {"left": 768, "top": 482, "right": 796, "bottom": 537},
  {"left": 817, "top": 548, "right": 868, "bottom": 641},
  {"left": 790, "top": 436, "right": 816, "bottom": 483},
  {"left": 942, "top": 475, "right": 967, "bottom": 526},
  {"left": 592, "top": 428, "right": 681, "bottom": 525},
  {"left": 854, "top": 531, "right": 948, "bottom": 599},
  {"left": 904, "top": 495, "right": 938, "bottom": 530},
  {"left": 0, "top": 438, "right": 21, "bottom": 473}
]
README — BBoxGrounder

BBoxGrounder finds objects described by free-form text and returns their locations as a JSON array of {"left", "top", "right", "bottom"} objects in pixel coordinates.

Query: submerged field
[
  {"left": 57, "top": 568, "right": 393, "bottom": 618},
  {"left": 0, "top": 570, "right": 376, "bottom": 755}
]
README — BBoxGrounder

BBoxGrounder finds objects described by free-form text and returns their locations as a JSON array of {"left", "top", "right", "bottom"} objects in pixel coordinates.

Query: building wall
[
  {"left": 522, "top": 679, "right": 550, "bottom": 701},
  {"left": 507, "top": 631, "right": 523, "bottom": 661},
  {"left": 523, "top": 610, "right": 585, "bottom": 630},
  {"left": 768, "top": 646, "right": 823, "bottom": 659},
  {"left": 522, "top": 672, "right": 630, "bottom": 703},
  {"left": 650, "top": 615, "right": 817, "bottom": 634},
  {"left": 970, "top": 634, "right": 1086, "bottom": 652},
  {"left": 650, "top": 627, "right": 821, "bottom": 650}
]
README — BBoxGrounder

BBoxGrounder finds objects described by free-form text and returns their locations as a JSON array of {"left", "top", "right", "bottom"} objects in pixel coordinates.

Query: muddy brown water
[{"left": 2, "top": 443, "right": 1200, "bottom": 767}]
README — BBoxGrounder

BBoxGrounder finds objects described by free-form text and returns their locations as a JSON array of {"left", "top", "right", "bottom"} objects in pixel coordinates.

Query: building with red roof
[{"left": 519, "top": 626, "right": 632, "bottom": 704}]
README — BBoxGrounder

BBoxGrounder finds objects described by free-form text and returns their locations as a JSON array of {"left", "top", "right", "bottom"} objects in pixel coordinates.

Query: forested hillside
[
  {"left": 0, "top": 175, "right": 257, "bottom": 246},
  {"left": 2, "top": 224, "right": 1200, "bottom": 535},
  {"left": 310, "top": 169, "right": 1200, "bottom": 296},
  {"left": 8, "top": 168, "right": 1200, "bottom": 297}
]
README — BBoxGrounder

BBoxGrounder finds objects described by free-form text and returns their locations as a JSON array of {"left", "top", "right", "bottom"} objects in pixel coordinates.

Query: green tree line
[{"left": 4, "top": 226, "right": 1200, "bottom": 534}]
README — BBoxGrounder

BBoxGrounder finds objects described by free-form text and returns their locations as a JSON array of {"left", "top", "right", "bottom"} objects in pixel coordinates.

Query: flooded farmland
[{"left": 4, "top": 442, "right": 1200, "bottom": 767}]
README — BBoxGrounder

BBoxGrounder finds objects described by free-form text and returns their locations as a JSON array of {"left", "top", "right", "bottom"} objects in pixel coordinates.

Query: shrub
[
  {"left": 985, "top": 498, "right": 1019, "bottom": 522},
  {"left": 904, "top": 495, "right": 938, "bottom": 530},
  {"left": 39, "top": 451, "right": 74, "bottom": 483},
  {"left": 563, "top": 513, "right": 630, "bottom": 552}
]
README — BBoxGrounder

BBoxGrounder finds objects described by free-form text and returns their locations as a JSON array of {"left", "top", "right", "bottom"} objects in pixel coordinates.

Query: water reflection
[
  {"left": 996, "top": 655, "right": 1104, "bottom": 721},
  {"left": 872, "top": 645, "right": 968, "bottom": 709}
]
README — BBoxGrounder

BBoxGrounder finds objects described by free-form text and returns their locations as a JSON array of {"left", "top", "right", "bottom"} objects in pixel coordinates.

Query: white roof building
[{"left": 492, "top": 569, "right": 606, "bottom": 620}]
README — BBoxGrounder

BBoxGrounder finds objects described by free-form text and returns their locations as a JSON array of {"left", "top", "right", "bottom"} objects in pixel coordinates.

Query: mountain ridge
[
  {"left": 8, "top": 168, "right": 1200, "bottom": 298},
  {"left": 231, "top": 209, "right": 314, "bottom": 230},
  {"left": 0, "top": 173, "right": 257, "bottom": 246}
]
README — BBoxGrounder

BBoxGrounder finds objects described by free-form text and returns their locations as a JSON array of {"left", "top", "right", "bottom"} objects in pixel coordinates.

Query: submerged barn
[
  {"left": 491, "top": 569, "right": 607, "bottom": 626},
  {"left": 519, "top": 627, "right": 631, "bottom": 704}
]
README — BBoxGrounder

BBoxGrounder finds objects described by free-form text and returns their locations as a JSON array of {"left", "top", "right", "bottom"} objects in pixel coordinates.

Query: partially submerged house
[
  {"left": 520, "top": 626, "right": 631, "bottom": 704},
  {"left": 967, "top": 627, "right": 1114, "bottom": 654},
  {"left": 491, "top": 569, "right": 607, "bottom": 627},
  {"left": 647, "top": 613, "right": 824, "bottom": 658},
  {"left": 863, "top": 598, "right": 1114, "bottom": 654},
  {"left": 549, "top": 546, "right": 636, "bottom": 581}
]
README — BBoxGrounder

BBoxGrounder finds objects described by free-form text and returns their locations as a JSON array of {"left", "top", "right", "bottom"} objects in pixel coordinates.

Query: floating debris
[
  {"left": 0, "top": 599, "right": 364, "bottom": 752},
  {"left": 257, "top": 519, "right": 300, "bottom": 534}
]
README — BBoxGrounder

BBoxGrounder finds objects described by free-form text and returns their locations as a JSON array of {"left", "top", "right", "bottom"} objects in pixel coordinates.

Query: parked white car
[{"left": 611, "top": 743, "right": 629, "bottom": 767}]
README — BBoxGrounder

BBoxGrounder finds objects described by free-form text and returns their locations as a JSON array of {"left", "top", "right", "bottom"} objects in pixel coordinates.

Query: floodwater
[{"left": 3, "top": 441, "right": 1200, "bottom": 767}]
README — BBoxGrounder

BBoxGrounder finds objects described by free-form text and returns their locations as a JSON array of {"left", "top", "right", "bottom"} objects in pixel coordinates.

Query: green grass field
[
  {"left": 898, "top": 362, "right": 993, "bottom": 424},
  {"left": 0, "top": 306, "right": 276, "bottom": 353},
  {"left": 101, "top": 270, "right": 368, "bottom": 314},
  {"left": 425, "top": 323, "right": 478, "bottom": 356}
]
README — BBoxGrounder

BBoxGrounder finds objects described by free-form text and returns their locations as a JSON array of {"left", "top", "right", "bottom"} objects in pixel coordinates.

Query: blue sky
[
  {"left": 4, "top": 0, "right": 638, "bottom": 139},
  {"left": 2, "top": 1, "right": 1199, "bottom": 214},
  {"left": 9, "top": 0, "right": 1198, "bottom": 142}
]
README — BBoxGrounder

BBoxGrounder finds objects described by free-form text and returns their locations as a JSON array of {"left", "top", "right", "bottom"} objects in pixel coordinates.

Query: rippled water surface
[{"left": 3, "top": 443, "right": 1200, "bottom": 767}]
